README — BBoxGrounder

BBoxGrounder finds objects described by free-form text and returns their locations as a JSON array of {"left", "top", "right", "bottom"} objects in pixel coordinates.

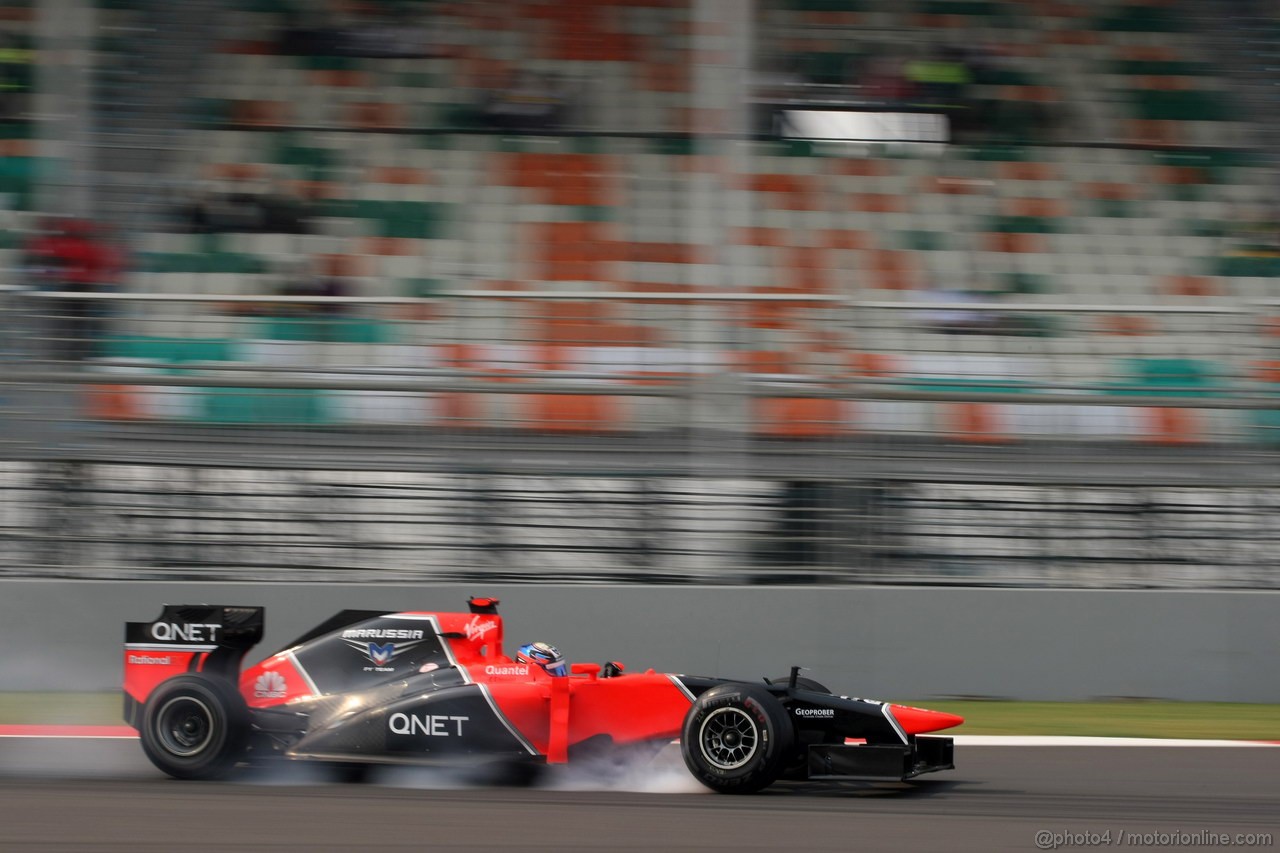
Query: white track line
[
  {"left": 951, "top": 735, "right": 1278, "bottom": 747},
  {"left": 0, "top": 734, "right": 137, "bottom": 739}
]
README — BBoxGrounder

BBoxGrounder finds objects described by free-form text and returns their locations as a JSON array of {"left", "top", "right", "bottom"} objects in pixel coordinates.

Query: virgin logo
[{"left": 465, "top": 617, "right": 497, "bottom": 642}]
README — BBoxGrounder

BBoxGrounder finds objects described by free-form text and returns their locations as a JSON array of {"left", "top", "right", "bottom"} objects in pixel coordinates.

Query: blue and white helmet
[{"left": 515, "top": 641, "right": 567, "bottom": 677}]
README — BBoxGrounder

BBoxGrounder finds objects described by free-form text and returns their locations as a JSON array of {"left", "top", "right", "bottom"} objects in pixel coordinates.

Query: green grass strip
[{"left": 919, "top": 700, "right": 1279, "bottom": 740}]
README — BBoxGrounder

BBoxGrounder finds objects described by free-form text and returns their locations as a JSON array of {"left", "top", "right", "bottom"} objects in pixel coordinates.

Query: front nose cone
[{"left": 888, "top": 704, "right": 965, "bottom": 734}]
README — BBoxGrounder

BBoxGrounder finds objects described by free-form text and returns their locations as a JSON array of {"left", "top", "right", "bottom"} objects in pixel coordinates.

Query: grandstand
[
  {"left": 41, "top": 0, "right": 1265, "bottom": 441},
  {"left": 2, "top": 0, "right": 1279, "bottom": 585}
]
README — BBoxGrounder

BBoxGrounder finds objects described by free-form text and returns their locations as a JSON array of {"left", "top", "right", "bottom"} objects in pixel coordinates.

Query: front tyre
[
  {"left": 681, "top": 683, "right": 793, "bottom": 794},
  {"left": 139, "top": 675, "right": 249, "bottom": 780}
]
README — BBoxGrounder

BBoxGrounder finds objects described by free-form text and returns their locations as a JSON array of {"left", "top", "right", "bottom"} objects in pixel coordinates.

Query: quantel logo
[{"left": 484, "top": 664, "right": 529, "bottom": 677}]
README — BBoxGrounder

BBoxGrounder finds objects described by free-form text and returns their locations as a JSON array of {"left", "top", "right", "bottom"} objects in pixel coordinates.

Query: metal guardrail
[{"left": 4, "top": 288, "right": 1280, "bottom": 587}]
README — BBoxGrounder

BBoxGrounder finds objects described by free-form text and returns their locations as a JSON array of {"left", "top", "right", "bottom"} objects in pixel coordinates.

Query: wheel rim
[
  {"left": 698, "top": 707, "right": 759, "bottom": 770},
  {"left": 154, "top": 696, "right": 216, "bottom": 758}
]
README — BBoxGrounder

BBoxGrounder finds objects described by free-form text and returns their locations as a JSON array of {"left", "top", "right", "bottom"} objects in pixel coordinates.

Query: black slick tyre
[
  {"left": 681, "top": 683, "right": 793, "bottom": 794},
  {"left": 139, "top": 675, "right": 249, "bottom": 780}
]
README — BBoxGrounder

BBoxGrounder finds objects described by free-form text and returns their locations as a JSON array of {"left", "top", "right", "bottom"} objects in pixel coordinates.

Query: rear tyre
[
  {"left": 139, "top": 675, "right": 249, "bottom": 780},
  {"left": 681, "top": 683, "right": 793, "bottom": 794}
]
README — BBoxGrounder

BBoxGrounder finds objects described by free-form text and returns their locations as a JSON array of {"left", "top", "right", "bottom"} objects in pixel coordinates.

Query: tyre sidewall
[
  {"left": 140, "top": 675, "right": 248, "bottom": 780},
  {"left": 681, "top": 683, "right": 793, "bottom": 793}
]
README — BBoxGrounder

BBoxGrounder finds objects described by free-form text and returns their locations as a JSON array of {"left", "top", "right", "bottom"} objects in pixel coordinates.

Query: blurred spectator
[
  {"left": 905, "top": 47, "right": 972, "bottom": 108},
  {"left": 275, "top": 3, "right": 441, "bottom": 58},
  {"left": 22, "top": 217, "right": 66, "bottom": 292},
  {"left": 861, "top": 50, "right": 913, "bottom": 103},
  {"left": 278, "top": 254, "right": 355, "bottom": 316},
  {"left": 24, "top": 218, "right": 124, "bottom": 360},
  {"left": 179, "top": 179, "right": 312, "bottom": 235},
  {"left": 259, "top": 179, "right": 312, "bottom": 234},
  {"left": 919, "top": 286, "right": 996, "bottom": 335},
  {"left": 1229, "top": 204, "right": 1280, "bottom": 256},
  {"left": 182, "top": 183, "right": 256, "bottom": 233},
  {"left": 479, "top": 70, "right": 570, "bottom": 132},
  {"left": 920, "top": 283, "right": 1054, "bottom": 337},
  {"left": 751, "top": 54, "right": 806, "bottom": 134},
  {"left": 0, "top": 32, "right": 32, "bottom": 122}
]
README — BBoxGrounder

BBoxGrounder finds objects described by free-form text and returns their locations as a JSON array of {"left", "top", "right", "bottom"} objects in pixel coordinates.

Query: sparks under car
[{"left": 123, "top": 598, "right": 962, "bottom": 793}]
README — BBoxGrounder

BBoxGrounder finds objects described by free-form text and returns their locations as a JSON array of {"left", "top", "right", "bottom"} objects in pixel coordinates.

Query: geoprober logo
[
  {"left": 254, "top": 671, "right": 287, "bottom": 699},
  {"left": 793, "top": 707, "right": 835, "bottom": 718}
]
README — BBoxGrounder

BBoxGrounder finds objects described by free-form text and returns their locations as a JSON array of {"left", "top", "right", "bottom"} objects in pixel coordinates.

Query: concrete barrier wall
[{"left": 2, "top": 581, "right": 1277, "bottom": 702}]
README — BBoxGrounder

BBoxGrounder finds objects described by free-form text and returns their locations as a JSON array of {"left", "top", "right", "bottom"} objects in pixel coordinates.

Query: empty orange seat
[
  {"left": 1006, "top": 198, "right": 1068, "bottom": 218},
  {"left": 348, "top": 102, "right": 403, "bottom": 129},
  {"left": 996, "top": 162, "right": 1058, "bottom": 181},
  {"left": 1164, "top": 275, "right": 1218, "bottom": 297},
  {"left": 733, "top": 227, "right": 789, "bottom": 247},
  {"left": 87, "top": 386, "right": 143, "bottom": 421},
  {"left": 231, "top": 100, "right": 288, "bottom": 126},
  {"left": 755, "top": 397, "right": 843, "bottom": 438},
  {"left": 946, "top": 402, "right": 1012, "bottom": 444},
  {"left": 1144, "top": 407, "right": 1201, "bottom": 446}
]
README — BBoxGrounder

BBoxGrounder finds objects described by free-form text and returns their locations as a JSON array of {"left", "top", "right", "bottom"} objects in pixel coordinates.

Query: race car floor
[{"left": 0, "top": 740, "right": 1276, "bottom": 852}]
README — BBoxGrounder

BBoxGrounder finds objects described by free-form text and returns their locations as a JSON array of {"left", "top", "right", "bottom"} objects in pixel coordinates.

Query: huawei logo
[{"left": 253, "top": 671, "right": 287, "bottom": 699}]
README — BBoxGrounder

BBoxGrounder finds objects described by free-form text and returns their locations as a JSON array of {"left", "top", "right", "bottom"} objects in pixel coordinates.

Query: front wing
[{"left": 806, "top": 736, "right": 955, "bottom": 781}]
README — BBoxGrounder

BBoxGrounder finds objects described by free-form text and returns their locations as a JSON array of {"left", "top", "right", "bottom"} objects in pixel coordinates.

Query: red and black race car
[{"left": 123, "top": 597, "right": 962, "bottom": 793}]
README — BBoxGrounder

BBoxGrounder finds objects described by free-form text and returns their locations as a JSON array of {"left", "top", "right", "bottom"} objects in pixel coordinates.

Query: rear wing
[{"left": 123, "top": 604, "right": 264, "bottom": 727}]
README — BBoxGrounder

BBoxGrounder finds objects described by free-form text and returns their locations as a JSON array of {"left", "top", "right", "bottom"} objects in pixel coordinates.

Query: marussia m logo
[
  {"left": 342, "top": 636, "right": 425, "bottom": 669},
  {"left": 368, "top": 642, "right": 396, "bottom": 666}
]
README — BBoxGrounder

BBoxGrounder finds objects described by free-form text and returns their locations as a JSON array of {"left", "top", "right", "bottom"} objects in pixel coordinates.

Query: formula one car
[{"left": 123, "top": 598, "right": 962, "bottom": 793}]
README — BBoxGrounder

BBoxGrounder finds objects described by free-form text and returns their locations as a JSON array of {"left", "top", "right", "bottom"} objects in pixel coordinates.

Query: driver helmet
[{"left": 515, "top": 641, "right": 567, "bottom": 677}]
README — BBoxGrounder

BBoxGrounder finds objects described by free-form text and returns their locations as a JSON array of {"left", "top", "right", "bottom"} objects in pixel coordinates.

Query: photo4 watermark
[{"left": 1035, "top": 830, "right": 1273, "bottom": 850}]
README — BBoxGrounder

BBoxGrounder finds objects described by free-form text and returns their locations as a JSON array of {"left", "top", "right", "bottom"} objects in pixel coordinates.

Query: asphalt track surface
[{"left": 0, "top": 740, "right": 1276, "bottom": 852}]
